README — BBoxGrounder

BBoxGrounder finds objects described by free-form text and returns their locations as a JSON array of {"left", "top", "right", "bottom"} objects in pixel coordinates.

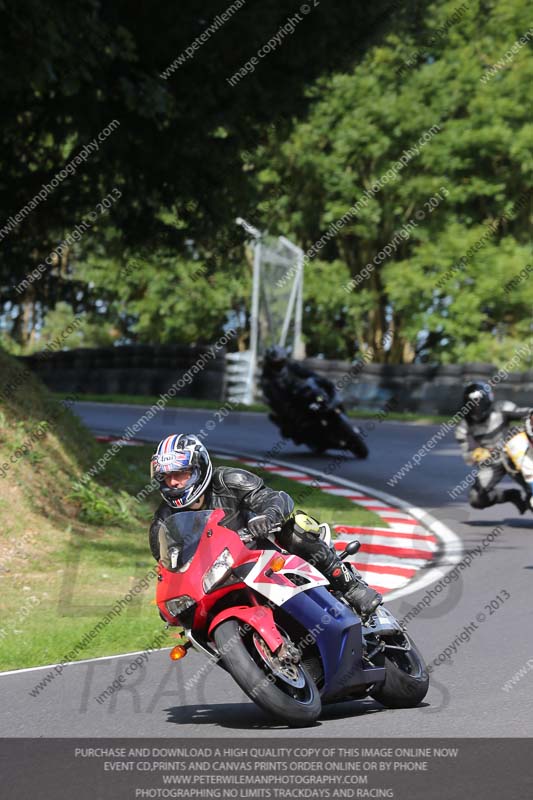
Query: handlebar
[
  {"left": 237, "top": 527, "right": 254, "bottom": 543},
  {"left": 237, "top": 524, "right": 282, "bottom": 544}
]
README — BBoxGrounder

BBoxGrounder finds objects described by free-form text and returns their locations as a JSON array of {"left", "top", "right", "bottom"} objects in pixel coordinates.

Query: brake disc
[{"left": 252, "top": 634, "right": 305, "bottom": 688}]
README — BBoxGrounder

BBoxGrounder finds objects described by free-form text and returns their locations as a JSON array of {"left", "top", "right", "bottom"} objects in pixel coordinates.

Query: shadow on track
[
  {"left": 320, "top": 698, "right": 432, "bottom": 721},
  {"left": 463, "top": 518, "right": 533, "bottom": 529},
  {"left": 164, "top": 702, "right": 322, "bottom": 730},
  {"left": 163, "top": 697, "right": 431, "bottom": 730}
]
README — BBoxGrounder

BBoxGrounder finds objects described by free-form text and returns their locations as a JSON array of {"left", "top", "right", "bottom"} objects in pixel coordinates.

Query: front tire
[
  {"left": 335, "top": 415, "right": 369, "bottom": 458},
  {"left": 336, "top": 413, "right": 368, "bottom": 459},
  {"left": 370, "top": 635, "right": 429, "bottom": 708},
  {"left": 348, "top": 431, "right": 369, "bottom": 459},
  {"left": 213, "top": 619, "right": 321, "bottom": 727}
]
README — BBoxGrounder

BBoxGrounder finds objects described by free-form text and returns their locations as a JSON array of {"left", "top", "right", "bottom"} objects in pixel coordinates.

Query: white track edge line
[{"left": 0, "top": 648, "right": 174, "bottom": 678}]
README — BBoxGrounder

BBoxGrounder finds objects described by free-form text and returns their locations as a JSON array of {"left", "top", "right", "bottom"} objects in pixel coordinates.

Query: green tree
[
  {"left": 0, "top": 0, "right": 397, "bottom": 347},
  {"left": 252, "top": 0, "right": 533, "bottom": 364}
]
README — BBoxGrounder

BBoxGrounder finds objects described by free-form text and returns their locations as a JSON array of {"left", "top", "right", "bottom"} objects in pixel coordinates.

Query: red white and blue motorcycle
[{"left": 157, "top": 508, "right": 428, "bottom": 727}]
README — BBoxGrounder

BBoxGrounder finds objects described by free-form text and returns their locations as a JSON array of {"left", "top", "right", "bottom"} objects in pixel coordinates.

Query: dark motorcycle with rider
[{"left": 261, "top": 346, "right": 369, "bottom": 458}]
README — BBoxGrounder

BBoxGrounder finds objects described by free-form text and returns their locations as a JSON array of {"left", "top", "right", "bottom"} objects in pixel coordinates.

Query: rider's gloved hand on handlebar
[
  {"left": 471, "top": 446, "right": 492, "bottom": 463},
  {"left": 247, "top": 514, "right": 271, "bottom": 537}
]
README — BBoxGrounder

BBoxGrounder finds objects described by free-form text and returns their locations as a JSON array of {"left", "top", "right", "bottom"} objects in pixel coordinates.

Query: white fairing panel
[{"left": 244, "top": 552, "right": 330, "bottom": 605}]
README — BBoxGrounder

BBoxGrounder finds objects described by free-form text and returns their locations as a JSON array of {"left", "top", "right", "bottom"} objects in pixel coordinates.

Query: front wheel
[
  {"left": 347, "top": 430, "right": 369, "bottom": 459},
  {"left": 336, "top": 416, "right": 369, "bottom": 458},
  {"left": 213, "top": 619, "right": 321, "bottom": 727},
  {"left": 370, "top": 634, "right": 429, "bottom": 708}
]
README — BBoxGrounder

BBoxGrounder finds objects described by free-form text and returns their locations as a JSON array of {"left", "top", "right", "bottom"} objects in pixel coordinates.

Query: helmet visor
[
  {"left": 155, "top": 466, "right": 201, "bottom": 498},
  {"left": 468, "top": 391, "right": 491, "bottom": 422}
]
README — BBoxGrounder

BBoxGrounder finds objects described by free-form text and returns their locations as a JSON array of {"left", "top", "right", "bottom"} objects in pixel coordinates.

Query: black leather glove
[{"left": 247, "top": 514, "right": 271, "bottom": 537}]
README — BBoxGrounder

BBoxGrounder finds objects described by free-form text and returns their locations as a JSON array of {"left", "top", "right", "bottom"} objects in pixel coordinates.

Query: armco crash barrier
[
  {"left": 297, "top": 358, "right": 533, "bottom": 416},
  {"left": 16, "top": 347, "right": 533, "bottom": 415}
]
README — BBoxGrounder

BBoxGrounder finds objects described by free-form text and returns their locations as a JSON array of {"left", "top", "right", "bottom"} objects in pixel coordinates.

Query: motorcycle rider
[
  {"left": 261, "top": 345, "right": 337, "bottom": 436},
  {"left": 455, "top": 382, "right": 531, "bottom": 512},
  {"left": 149, "top": 433, "right": 382, "bottom": 619}
]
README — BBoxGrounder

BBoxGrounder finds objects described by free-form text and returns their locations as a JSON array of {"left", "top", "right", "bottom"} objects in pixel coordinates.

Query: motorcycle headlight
[
  {"left": 165, "top": 595, "right": 196, "bottom": 617},
  {"left": 202, "top": 548, "right": 234, "bottom": 593}
]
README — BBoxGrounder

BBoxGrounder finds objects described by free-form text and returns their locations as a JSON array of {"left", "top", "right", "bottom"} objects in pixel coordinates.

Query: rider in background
[
  {"left": 261, "top": 345, "right": 337, "bottom": 434},
  {"left": 149, "top": 433, "right": 382, "bottom": 619},
  {"left": 455, "top": 382, "right": 531, "bottom": 512}
]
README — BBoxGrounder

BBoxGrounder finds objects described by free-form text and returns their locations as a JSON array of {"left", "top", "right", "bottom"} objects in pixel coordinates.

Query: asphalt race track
[{"left": 2, "top": 402, "right": 532, "bottom": 737}]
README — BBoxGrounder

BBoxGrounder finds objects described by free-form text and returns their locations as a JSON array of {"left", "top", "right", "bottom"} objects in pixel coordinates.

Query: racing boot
[
  {"left": 504, "top": 489, "right": 529, "bottom": 514},
  {"left": 487, "top": 487, "right": 528, "bottom": 514},
  {"left": 323, "top": 556, "right": 382, "bottom": 620}
]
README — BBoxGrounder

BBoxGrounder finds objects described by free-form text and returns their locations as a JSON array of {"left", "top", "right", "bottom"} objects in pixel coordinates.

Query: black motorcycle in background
[{"left": 261, "top": 348, "right": 369, "bottom": 459}]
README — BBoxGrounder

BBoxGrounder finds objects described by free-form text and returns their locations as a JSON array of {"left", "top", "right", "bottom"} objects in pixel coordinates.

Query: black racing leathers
[{"left": 261, "top": 361, "right": 337, "bottom": 435}]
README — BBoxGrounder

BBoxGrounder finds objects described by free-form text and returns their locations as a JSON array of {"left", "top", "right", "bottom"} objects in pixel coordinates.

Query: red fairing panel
[{"left": 208, "top": 604, "right": 284, "bottom": 653}]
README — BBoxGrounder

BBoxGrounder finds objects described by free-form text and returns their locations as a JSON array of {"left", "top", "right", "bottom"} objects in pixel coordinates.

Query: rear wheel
[
  {"left": 213, "top": 619, "right": 321, "bottom": 727},
  {"left": 370, "top": 634, "right": 429, "bottom": 708}
]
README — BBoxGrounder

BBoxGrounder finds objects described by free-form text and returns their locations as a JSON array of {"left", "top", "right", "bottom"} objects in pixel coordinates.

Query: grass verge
[{"left": 52, "top": 392, "right": 268, "bottom": 413}]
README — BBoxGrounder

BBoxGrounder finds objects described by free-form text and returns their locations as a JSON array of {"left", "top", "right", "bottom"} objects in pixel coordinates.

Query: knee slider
[
  {"left": 279, "top": 525, "right": 322, "bottom": 551},
  {"left": 278, "top": 515, "right": 333, "bottom": 572},
  {"left": 279, "top": 511, "right": 319, "bottom": 546},
  {"left": 293, "top": 511, "right": 321, "bottom": 536},
  {"left": 289, "top": 512, "right": 324, "bottom": 550}
]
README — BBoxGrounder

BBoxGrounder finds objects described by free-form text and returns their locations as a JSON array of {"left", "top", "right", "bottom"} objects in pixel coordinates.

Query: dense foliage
[
  {"left": 1, "top": 0, "right": 531, "bottom": 366},
  {"left": 256, "top": 0, "right": 533, "bottom": 363}
]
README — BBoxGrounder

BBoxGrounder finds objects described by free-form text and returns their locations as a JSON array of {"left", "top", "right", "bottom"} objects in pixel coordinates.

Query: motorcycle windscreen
[{"left": 160, "top": 510, "right": 215, "bottom": 570}]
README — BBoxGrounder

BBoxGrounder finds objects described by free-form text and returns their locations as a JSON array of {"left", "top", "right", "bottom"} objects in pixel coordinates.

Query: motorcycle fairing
[
  {"left": 156, "top": 508, "right": 385, "bottom": 701},
  {"left": 504, "top": 431, "right": 529, "bottom": 474},
  {"left": 157, "top": 508, "right": 254, "bottom": 607},
  {"left": 280, "top": 586, "right": 385, "bottom": 701},
  {"left": 207, "top": 604, "right": 284, "bottom": 653},
  {"left": 242, "top": 551, "right": 330, "bottom": 605}
]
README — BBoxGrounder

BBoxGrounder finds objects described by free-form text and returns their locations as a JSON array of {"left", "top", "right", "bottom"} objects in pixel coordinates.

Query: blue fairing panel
[{"left": 281, "top": 587, "right": 385, "bottom": 700}]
